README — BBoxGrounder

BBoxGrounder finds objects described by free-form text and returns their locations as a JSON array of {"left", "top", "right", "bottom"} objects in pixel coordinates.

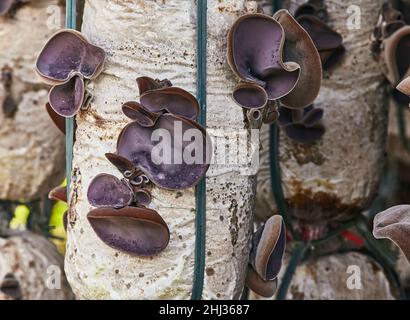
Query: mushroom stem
[{"left": 247, "top": 108, "right": 263, "bottom": 129}]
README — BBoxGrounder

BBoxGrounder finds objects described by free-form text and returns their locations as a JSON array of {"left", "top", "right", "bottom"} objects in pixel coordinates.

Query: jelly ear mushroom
[
  {"left": 250, "top": 215, "right": 286, "bottom": 282},
  {"left": 273, "top": 10, "right": 322, "bottom": 109},
  {"left": 36, "top": 29, "right": 105, "bottom": 85},
  {"left": 87, "top": 174, "right": 134, "bottom": 209},
  {"left": 48, "top": 76, "right": 85, "bottom": 117},
  {"left": 46, "top": 103, "right": 65, "bottom": 134},
  {"left": 140, "top": 87, "right": 199, "bottom": 120},
  {"left": 122, "top": 101, "right": 160, "bottom": 127},
  {"left": 117, "top": 114, "right": 210, "bottom": 190},
  {"left": 136, "top": 76, "right": 172, "bottom": 95},
  {"left": 105, "top": 153, "right": 142, "bottom": 179},
  {"left": 87, "top": 206, "right": 170, "bottom": 256},
  {"left": 227, "top": 13, "right": 300, "bottom": 101},
  {"left": 0, "top": 0, "right": 14, "bottom": 16},
  {"left": 245, "top": 267, "right": 278, "bottom": 298},
  {"left": 296, "top": 15, "right": 345, "bottom": 71},
  {"left": 48, "top": 185, "right": 67, "bottom": 203},
  {"left": 373, "top": 205, "right": 410, "bottom": 263}
]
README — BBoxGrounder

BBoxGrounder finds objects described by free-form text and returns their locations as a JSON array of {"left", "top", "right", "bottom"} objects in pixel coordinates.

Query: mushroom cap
[
  {"left": 0, "top": 273, "right": 22, "bottom": 300},
  {"left": 373, "top": 205, "right": 410, "bottom": 264},
  {"left": 116, "top": 114, "right": 210, "bottom": 190},
  {"left": 48, "top": 76, "right": 85, "bottom": 117},
  {"left": 245, "top": 266, "right": 278, "bottom": 298},
  {"left": 87, "top": 173, "right": 134, "bottom": 209},
  {"left": 383, "top": 25, "right": 410, "bottom": 85},
  {"left": 232, "top": 82, "right": 268, "bottom": 110},
  {"left": 36, "top": 29, "right": 105, "bottom": 85},
  {"left": 140, "top": 87, "right": 199, "bottom": 120},
  {"left": 134, "top": 189, "right": 152, "bottom": 207},
  {"left": 0, "top": 0, "right": 14, "bottom": 16},
  {"left": 45, "top": 103, "right": 66, "bottom": 134},
  {"left": 122, "top": 101, "right": 160, "bottom": 127},
  {"left": 136, "top": 76, "right": 172, "bottom": 95},
  {"left": 227, "top": 13, "right": 300, "bottom": 101},
  {"left": 250, "top": 215, "right": 286, "bottom": 281},
  {"left": 87, "top": 206, "right": 170, "bottom": 256},
  {"left": 48, "top": 185, "right": 67, "bottom": 203},
  {"left": 273, "top": 10, "right": 322, "bottom": 109},
  {"left": 105, "top": 153, "right": 139, "bottom": 178},
  {"left": 296, "top": 15, "right": 345, "bottom": 70}
]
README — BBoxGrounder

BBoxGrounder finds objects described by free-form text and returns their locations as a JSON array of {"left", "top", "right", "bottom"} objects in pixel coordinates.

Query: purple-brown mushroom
[
  {"left": 140, "top": 87, "right": 199, "bottom": 120},
  {"left": 373, "top": 205, "right": 410, "bottom": 263},
  {"left": 294, "top": 0, "right": 345, "bottom": 71},
  {"left": 249, "top": 215, "right": 286, "bottom": 282},
  {"left": 35, "top": 29, "right": 105, "bottom": 117},
  {"left": 117, "top": 113, "right": 210, "bottom": 190},
  {"left": 136, "top": 76, "right": 172, "bottom": 96},
  {"left": 245, "top": 266, "right": 278, "bottom": 298},
  {"left": 45, "top": 102, "right": 66, "bottom": 135},
  {"left": 278, "top": 105, "right": 325, "bottom": 144},
  {"left": 397, "top": 76, "right": 410, "bottom": 97},
  {"left": 0, "top": 273, "right": 22, "bottom": 300},
  {"left": 273, "top": 10, "right": 322, "bottom": 109},
  {"left": 227, "top": 13, "right": 300, "bottom": 103},
  {"left": 48, "top": 185, "right": 67, "bottom": 203},
  {"left": 87, "top": 174, "right": 134, "bottom": 209},
  {"left": 87, "top": 206, "right": 170, "bottom": 256}
]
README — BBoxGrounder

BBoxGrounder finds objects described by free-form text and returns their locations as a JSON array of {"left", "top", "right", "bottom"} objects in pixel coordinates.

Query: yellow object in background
[{"left": 9, "top": 205, "right": 30, "bottom": 230}]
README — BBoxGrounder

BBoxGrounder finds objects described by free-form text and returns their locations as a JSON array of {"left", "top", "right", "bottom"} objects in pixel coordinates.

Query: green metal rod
[
  {"left": 192, "top": 0, "right": 207, "bottom": 300},
  {"left": 65, "top": 0, "right": 76, "bottom": 202}
]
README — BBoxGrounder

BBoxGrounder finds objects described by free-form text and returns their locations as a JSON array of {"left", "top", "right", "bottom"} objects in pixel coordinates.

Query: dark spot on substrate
[{"left": 206, "top": 267, "right": 215, "bottom": 276}]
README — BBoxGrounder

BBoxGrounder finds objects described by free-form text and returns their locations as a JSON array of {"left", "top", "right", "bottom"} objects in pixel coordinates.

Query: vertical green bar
[
  {"left": 192, "top": 0, "right": 207, "bottom": 300},
  {"left": 65, "top": 0, "right": 76, "bottom": 201}
]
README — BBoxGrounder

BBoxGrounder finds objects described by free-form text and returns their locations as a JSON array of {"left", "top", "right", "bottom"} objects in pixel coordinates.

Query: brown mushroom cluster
[
  {"left": 227, "top": 10, "right": 324, "bottom": 144},
  {"left": 35, "top": 29, "right": 106, "bottom": 133},
  {"left": 85, "top": 77, "right": 211, "bottom": 256}
]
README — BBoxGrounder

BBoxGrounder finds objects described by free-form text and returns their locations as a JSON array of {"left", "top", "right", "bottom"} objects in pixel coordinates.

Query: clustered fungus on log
[
  {"left": 245, "top": 215, "right": 286, "bottom": 298},
  {"left": 35, "top": 30, "right": 106, "bottom": 119},
  {"left": 85, "top": 77, "right": 211, "bottom": 256},
  {"left": 227, "top": 9, "right": 323, "bottom": 144},
  {"left": 0, "top": 0, "right": 30, "bottom": 17}
]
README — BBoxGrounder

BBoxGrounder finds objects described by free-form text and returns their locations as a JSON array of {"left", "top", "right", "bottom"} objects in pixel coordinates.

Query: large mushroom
[{"left": 87, "top": 206, "right": 170, "bottom": 256}]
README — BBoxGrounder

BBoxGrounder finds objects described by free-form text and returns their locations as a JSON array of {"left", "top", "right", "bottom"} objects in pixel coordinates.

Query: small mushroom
[
  {"left": 136, "top": 76, "right": 172, "bottom": 95},
  {"left": 122, "top": 101, "right": 160, "bottom": 127},
  {"left": 373, "top": 205, "right": 410, "bottom": 264},
  {"left": 0, "top": 273, "right": 22, "bottom": 300},
  {"left": 245, "top": 266, "right": 278, "bottom": 298},
  {"left": 273, "top": 10, "right": 322, "bottom": 109},
  {"left": 48, "top": 76, "right": 85, "bottom": 117},
  {"left": 278, "top": 105, "right": 325, "bottom": 144},
  {"left": 87, "top": 174, "right": 134, "bottom": 209},
  {"left": 134, "top": 188, "right": 152, "bottom": 207},
  {"left": 249, "top": 215, "right": 286, "bottom": 282},
  {"left": 117, "top": 113, "right": 210, "bottom": 190},
  {"left": 140, "top": 87, "right": 199, "bottom": 120},
  {"left": 87, "top": 206, "right": 170, "bottom": 256},
  {"left": 294, "top": 1, "right": 345, "bottom": 71},
  {"left": 48, "top": 185, "right": 67, "bottom": 203},
  {"left": 35, "top": 29, "right": 105, "bottom": 117},
  {"left": 45, "top": 103, "right": 66, "bottom": 134},
  {"left": 104, "top": 153, "right": 142, "bottom": 180}
]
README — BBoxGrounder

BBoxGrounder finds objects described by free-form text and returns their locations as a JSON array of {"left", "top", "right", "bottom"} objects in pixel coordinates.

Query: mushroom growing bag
[{"left": 64, "top": 0, "right": 259, "bottom": 299}]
